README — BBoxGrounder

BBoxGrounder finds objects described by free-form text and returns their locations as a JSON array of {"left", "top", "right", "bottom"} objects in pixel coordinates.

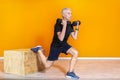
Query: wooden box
[{"left": 4, "top": 49, "right": 45, "bottom": 76}]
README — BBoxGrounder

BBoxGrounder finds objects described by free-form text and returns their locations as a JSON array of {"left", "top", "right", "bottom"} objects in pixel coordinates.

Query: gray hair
[{"left": 61, "top": 8, "right": 71, "bottom": 15}]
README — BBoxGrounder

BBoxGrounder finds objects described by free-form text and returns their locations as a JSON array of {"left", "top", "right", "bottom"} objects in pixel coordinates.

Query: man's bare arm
[
  {"left": 57, "top": 20, "right": 67, "bottom": 41},
  {"left": 71, "top": 22, "right": 79, "bottom": 40}
]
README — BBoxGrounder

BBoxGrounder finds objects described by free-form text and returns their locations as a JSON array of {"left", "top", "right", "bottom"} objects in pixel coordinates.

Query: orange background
[{"left": 0, "top": 0, "right": 120, "bottom": 57}]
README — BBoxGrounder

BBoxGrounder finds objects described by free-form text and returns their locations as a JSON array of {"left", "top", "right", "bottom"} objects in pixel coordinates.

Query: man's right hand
[{"left": 61, "top": 19, "right": 67, "bottom": 27}]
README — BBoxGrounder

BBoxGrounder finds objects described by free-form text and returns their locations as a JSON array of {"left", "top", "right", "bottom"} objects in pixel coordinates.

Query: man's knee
[
  {"left": 73, "top": 50, "right": 78, "bottom": 58},
  {"left": 45, "top": 64, "right": 52, "bottom": 69},
  {"left": 45, "top": 61, "right": 54, "bottom": 69}
]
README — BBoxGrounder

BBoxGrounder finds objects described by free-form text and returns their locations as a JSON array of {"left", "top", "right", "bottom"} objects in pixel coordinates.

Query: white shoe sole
[{"left": 66, "top": 76, "right": 79, "bottom": 80}]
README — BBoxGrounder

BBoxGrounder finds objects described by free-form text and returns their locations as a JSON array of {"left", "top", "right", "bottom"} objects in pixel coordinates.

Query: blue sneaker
[
  {"left": 66, "top": 72, "right": 79, "bottom": 80},
  {"left": 31, "top": 46, "right": 42, "bottom": 53}
]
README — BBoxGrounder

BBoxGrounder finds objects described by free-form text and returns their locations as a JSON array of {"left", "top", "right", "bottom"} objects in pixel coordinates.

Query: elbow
[
  {"left": 59, "top": 38, "right": 64, "bottom": 41},
  {"left": 73, "top": 37, "right": 77, "bottom": 40},
  {"left": 58, "top": 37, "right": 64, "bottom": 41}
]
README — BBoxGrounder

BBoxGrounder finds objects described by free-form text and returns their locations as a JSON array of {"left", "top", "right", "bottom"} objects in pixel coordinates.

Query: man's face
[{"left": 63, "top": 9, "right": 72, "bottom": 21}]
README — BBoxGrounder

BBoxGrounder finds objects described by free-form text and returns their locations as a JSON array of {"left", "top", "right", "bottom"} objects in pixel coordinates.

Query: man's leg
[
  {"left": 66, "top": 47, "right": 78, "bottom": 72},
  {"left": 37, "top": 50, "right": 54, "bottom": 69}
]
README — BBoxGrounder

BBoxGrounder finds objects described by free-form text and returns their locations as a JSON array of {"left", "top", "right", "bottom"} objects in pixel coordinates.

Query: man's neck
[{"left": 62, "top": 18, "right": 69, "bottom": 21}]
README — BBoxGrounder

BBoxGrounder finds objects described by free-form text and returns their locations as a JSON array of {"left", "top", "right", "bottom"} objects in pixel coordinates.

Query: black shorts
[{"left": 47, "top": 43, "right": 72, "bottom": 61}]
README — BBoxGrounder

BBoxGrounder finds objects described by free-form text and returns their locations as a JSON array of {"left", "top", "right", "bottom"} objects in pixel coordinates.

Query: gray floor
[{"left": 0, "top": 59, "right": 120, "bottom": 80}]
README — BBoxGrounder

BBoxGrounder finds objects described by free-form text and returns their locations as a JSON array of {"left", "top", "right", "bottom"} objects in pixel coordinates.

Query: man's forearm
[
  {"left": 58, "top": 26, "right": 66, "bottom": 41},
  {"left": 74, "top": 30, "right": 78, "bottom": 39}
]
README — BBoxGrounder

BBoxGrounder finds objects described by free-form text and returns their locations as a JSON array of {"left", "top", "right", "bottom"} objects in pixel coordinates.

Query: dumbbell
[
  {"left": 56, "top": 18, "right": 81, "bottom": 26},
  {"left": 72, "top": 20, "right": 81, "bottom": 26}
]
